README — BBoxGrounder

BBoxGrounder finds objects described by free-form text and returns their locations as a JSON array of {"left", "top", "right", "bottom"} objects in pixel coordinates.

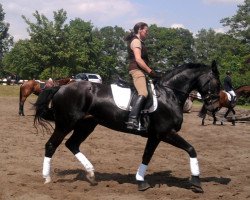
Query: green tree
[
  {"left": 147, "top": 25, "right": 195, "bottom": 69},
  {"left": 65, "top": 18, "right": 100, "bottom": 76},
  {"left": 3, "top": 39, "right": 40, "bottom": 79},
  {"left": 0, "top": 4, "right": 13, "bottom": 77},
  {"left": 22, "top": 9, "right": 70, "bottom": 78},
  {"left": 194, "top": 29, "right": 249, "bottom": 86},
  {"left": 194, "top": 29, "right": 221, "bottom": 64},
  {"left": 220, "top": 0, "right": 250, "bottom": 44},
  {"left": 96, "top": 26, "right": 127, "bottom": 82}
]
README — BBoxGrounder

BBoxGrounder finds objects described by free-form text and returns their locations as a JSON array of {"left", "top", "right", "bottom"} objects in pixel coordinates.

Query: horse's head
[{"left": 196, "top": 61, "right": 221, "bottom": 112}]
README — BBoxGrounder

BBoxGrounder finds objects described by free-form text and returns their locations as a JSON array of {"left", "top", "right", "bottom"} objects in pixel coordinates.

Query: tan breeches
[{"left": 129, "top": 69, "right": 148, "bottom": 97}]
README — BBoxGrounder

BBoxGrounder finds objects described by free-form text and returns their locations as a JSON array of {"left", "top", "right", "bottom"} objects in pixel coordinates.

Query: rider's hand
[{"left": 149, "top": 70, "right": 161, "bottom": 79}]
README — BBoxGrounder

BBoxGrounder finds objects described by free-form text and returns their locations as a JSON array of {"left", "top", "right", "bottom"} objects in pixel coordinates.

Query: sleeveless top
[{"left": 127, "top": 36, "right": 149, "bottom": 72}]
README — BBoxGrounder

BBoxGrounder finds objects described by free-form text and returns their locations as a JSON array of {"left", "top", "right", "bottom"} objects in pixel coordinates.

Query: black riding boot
[{"left": 127, "top": 95, "right": 146, "bottom": 130}]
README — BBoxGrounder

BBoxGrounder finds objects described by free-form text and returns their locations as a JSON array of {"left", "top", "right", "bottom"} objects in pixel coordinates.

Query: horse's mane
[{"left": 162, "top": 63, "right": 208, "bottom": 80}]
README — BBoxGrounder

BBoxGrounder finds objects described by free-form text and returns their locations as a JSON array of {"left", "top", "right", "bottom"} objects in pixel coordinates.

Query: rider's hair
[{"left": 124, "top": 22, "right": 148, "bottom": 42}]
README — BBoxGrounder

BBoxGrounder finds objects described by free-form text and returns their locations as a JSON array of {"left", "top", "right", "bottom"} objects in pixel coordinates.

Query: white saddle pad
[
  {"left": 111, "top": 83, "right": 158, "bottom": 113},
  {"left": 223, "top": 90, "right": 232, "bottom": 101}
]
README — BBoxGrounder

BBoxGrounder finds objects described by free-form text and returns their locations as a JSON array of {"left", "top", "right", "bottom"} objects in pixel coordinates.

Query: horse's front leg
[
  {"left": 212, "top": 111, "right": 217, "bottom": 125},
  {"left": 230, "top": 108, "right": 236, "bottom": 126},
  {"left": 161, "top": 132, "right": 203, "bottom": 193},
  {"left": 201, "top": 114, "right": 206, "bottom": 126},
  {"left": 136, "top": 135, "right": 160, "bottom": 191}
]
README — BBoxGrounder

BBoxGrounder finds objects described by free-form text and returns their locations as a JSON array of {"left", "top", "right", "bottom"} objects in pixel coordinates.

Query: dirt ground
[{"left": 0, "top": 96, "right": 249, "bottom": 200}]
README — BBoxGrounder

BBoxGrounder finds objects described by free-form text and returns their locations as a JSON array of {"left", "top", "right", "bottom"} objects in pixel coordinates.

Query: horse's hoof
[
  {"left": 190, "top": 176, "right": 203, "bottom": 193},
  {"left": 137, "top": 181, "right": 151, "bottom": 191},
  {"left": 86, "top": 171, "right": 98, "bottom": 186},
  {"left": 44, "top": 176, "right": 51, "bottom": 184}
]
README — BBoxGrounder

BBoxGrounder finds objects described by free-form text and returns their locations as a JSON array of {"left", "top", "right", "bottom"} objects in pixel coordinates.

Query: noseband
[{"left": 201, "top": 73, "right": 220, "bottom": 105}]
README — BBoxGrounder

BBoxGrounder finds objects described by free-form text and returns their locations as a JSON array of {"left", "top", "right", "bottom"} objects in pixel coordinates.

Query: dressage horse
[
  {"left": 199, "top": 85, "right": 250, "bottom": 126},
  {"left": 34, "top": 62, "right": 221, "bottom": 193},
  {"left": 19, "top": 78, "right": 73, "bottom": 116}
]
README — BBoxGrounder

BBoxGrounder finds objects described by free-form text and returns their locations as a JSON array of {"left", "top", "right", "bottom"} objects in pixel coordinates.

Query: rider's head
[{"left": 226, "top": 71, "right": 232, "bottom": 76}]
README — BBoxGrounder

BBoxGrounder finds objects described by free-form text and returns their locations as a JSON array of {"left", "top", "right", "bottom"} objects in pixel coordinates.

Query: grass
[
  {"left": 0, "top": 85, "right": 249, "bottom": 110},
  {"left": 0, "top": 85, "right": 20, "bottom": 97},
  {"left": 0, "top": 85, "right": 37, "bottom": 99}
]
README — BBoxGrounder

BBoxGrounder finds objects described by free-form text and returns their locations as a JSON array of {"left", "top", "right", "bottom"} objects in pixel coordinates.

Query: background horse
[
  {"left": 235, "top": 85, "right": 250, "bottom": 98},
  {"left": 19, "top": 78, "right": 73, "bottom": 116},
  {"left": 199, "top": 85, "right": 250, "bottom": 126},
  {"left": 34, "top": 62, "right": 221, "bottom": 193},
  {"left": 199, "top": 90, "right": 236, "bottom": 125}
]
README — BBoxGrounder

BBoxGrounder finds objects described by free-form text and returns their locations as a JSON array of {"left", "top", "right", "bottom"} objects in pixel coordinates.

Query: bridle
[{"left": 200, "top": 72, "right": 220, "bottom": 106}]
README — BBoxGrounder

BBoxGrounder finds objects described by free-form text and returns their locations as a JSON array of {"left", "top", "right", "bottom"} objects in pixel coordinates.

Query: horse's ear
[{"left": 211, "top": 60, "right": 219, "bottom": 76}]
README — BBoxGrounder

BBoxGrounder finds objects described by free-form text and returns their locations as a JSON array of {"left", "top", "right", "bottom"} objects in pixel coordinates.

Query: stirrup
[
  {"left": 126, "top": 119, "right": 146, "bottom": 131},
  {"left": 126, "top": 120, "right": 139, "bottom": 130}
]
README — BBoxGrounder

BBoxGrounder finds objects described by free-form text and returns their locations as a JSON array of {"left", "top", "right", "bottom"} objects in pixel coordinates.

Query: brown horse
[
  {"left": 19, "top": 78, "right": 73, "bottom": 116},
  {"left": 199, "top": 85, "right": 250, "bottom": 126}
]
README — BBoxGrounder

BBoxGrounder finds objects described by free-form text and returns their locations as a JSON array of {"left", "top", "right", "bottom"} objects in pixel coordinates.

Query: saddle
[{"left": 111, "top": 77, "right": 158, "bottom": 113}]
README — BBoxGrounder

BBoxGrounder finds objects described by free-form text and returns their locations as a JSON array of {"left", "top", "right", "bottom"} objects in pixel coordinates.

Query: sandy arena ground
[{"left": 0, "top": 96, "right": 249, "bottom": 200}]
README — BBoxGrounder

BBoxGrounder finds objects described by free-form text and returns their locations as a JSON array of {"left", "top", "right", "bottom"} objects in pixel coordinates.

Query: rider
[
  {"left": 124, "top": 22, "right": 158, "bottom": 130},
  {"left": 224, "top": 71, "right": 236, "bottom": 104}
]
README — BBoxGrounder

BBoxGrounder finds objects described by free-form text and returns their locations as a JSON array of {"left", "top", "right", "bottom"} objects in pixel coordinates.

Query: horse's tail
[{"left": 34, "top": 86, "right": 60, "bottom": 130}]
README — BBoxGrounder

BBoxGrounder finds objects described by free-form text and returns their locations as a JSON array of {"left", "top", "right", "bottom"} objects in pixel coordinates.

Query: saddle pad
[
  {"left": 223, "top": 90, "right": 232, "bottom": 101},
  {"left": 111, "top": 83, "right": 158, "bottom": 113},
  {"left": 111, "top": 84, "right": 131, "bottom": 110}
]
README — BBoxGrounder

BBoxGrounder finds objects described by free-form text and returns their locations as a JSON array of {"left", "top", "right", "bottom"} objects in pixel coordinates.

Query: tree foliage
[
  {"left": 220, "top": 0, "right": 250, "bottom": 44},
  {"left": 0, "top": 4, "right": 13, "bottom": 77},
  {"left": 1, "top": 2, "right": 249, "bottom": 104},
  {"left": 147, "top": 25, "right": 195, "bottom": 69}
]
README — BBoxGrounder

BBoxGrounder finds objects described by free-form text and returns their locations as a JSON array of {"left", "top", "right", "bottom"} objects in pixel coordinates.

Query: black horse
[{"left": 34, "top": 61, "right": 221, "bottom": 193}]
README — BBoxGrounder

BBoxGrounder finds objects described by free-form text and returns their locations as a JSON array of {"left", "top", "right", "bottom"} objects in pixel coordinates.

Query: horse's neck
[{"left": 166, "top": 72, "right": 199, "bottom": 95}]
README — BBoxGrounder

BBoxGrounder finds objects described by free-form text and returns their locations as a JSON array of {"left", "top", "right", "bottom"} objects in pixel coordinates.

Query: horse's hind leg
[
  {"left": 19, "top": 95, "right": 26, "bottom": 116},
  {"left": 65, "top": 117, "right": 98, "bottom": 185},
  {"left": 221, "top": 108, "right": 231, "bottom": 125},
  {"left": 161, "top": 132, "right": 203, "bottom": 193},
  {"left": 43, "top": 127, "right": 70, "bottom": 184},
  {"left": 231, "top": 108, "right": 236, "bottom": 126}
]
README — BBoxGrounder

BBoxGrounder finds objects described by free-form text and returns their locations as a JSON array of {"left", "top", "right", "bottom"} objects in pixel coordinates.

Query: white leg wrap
[
  {"left": 75, "top": 152, "right": 94, "bottom": 172},
  {"left": 190, "top": 157, "right": 200, "bottom": 176},
  {"left": 136, "top": 164, "right": 148, "bottom": 181},
  {"left": 43, "top": 157, "right": 51, "bottom": 178}
]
